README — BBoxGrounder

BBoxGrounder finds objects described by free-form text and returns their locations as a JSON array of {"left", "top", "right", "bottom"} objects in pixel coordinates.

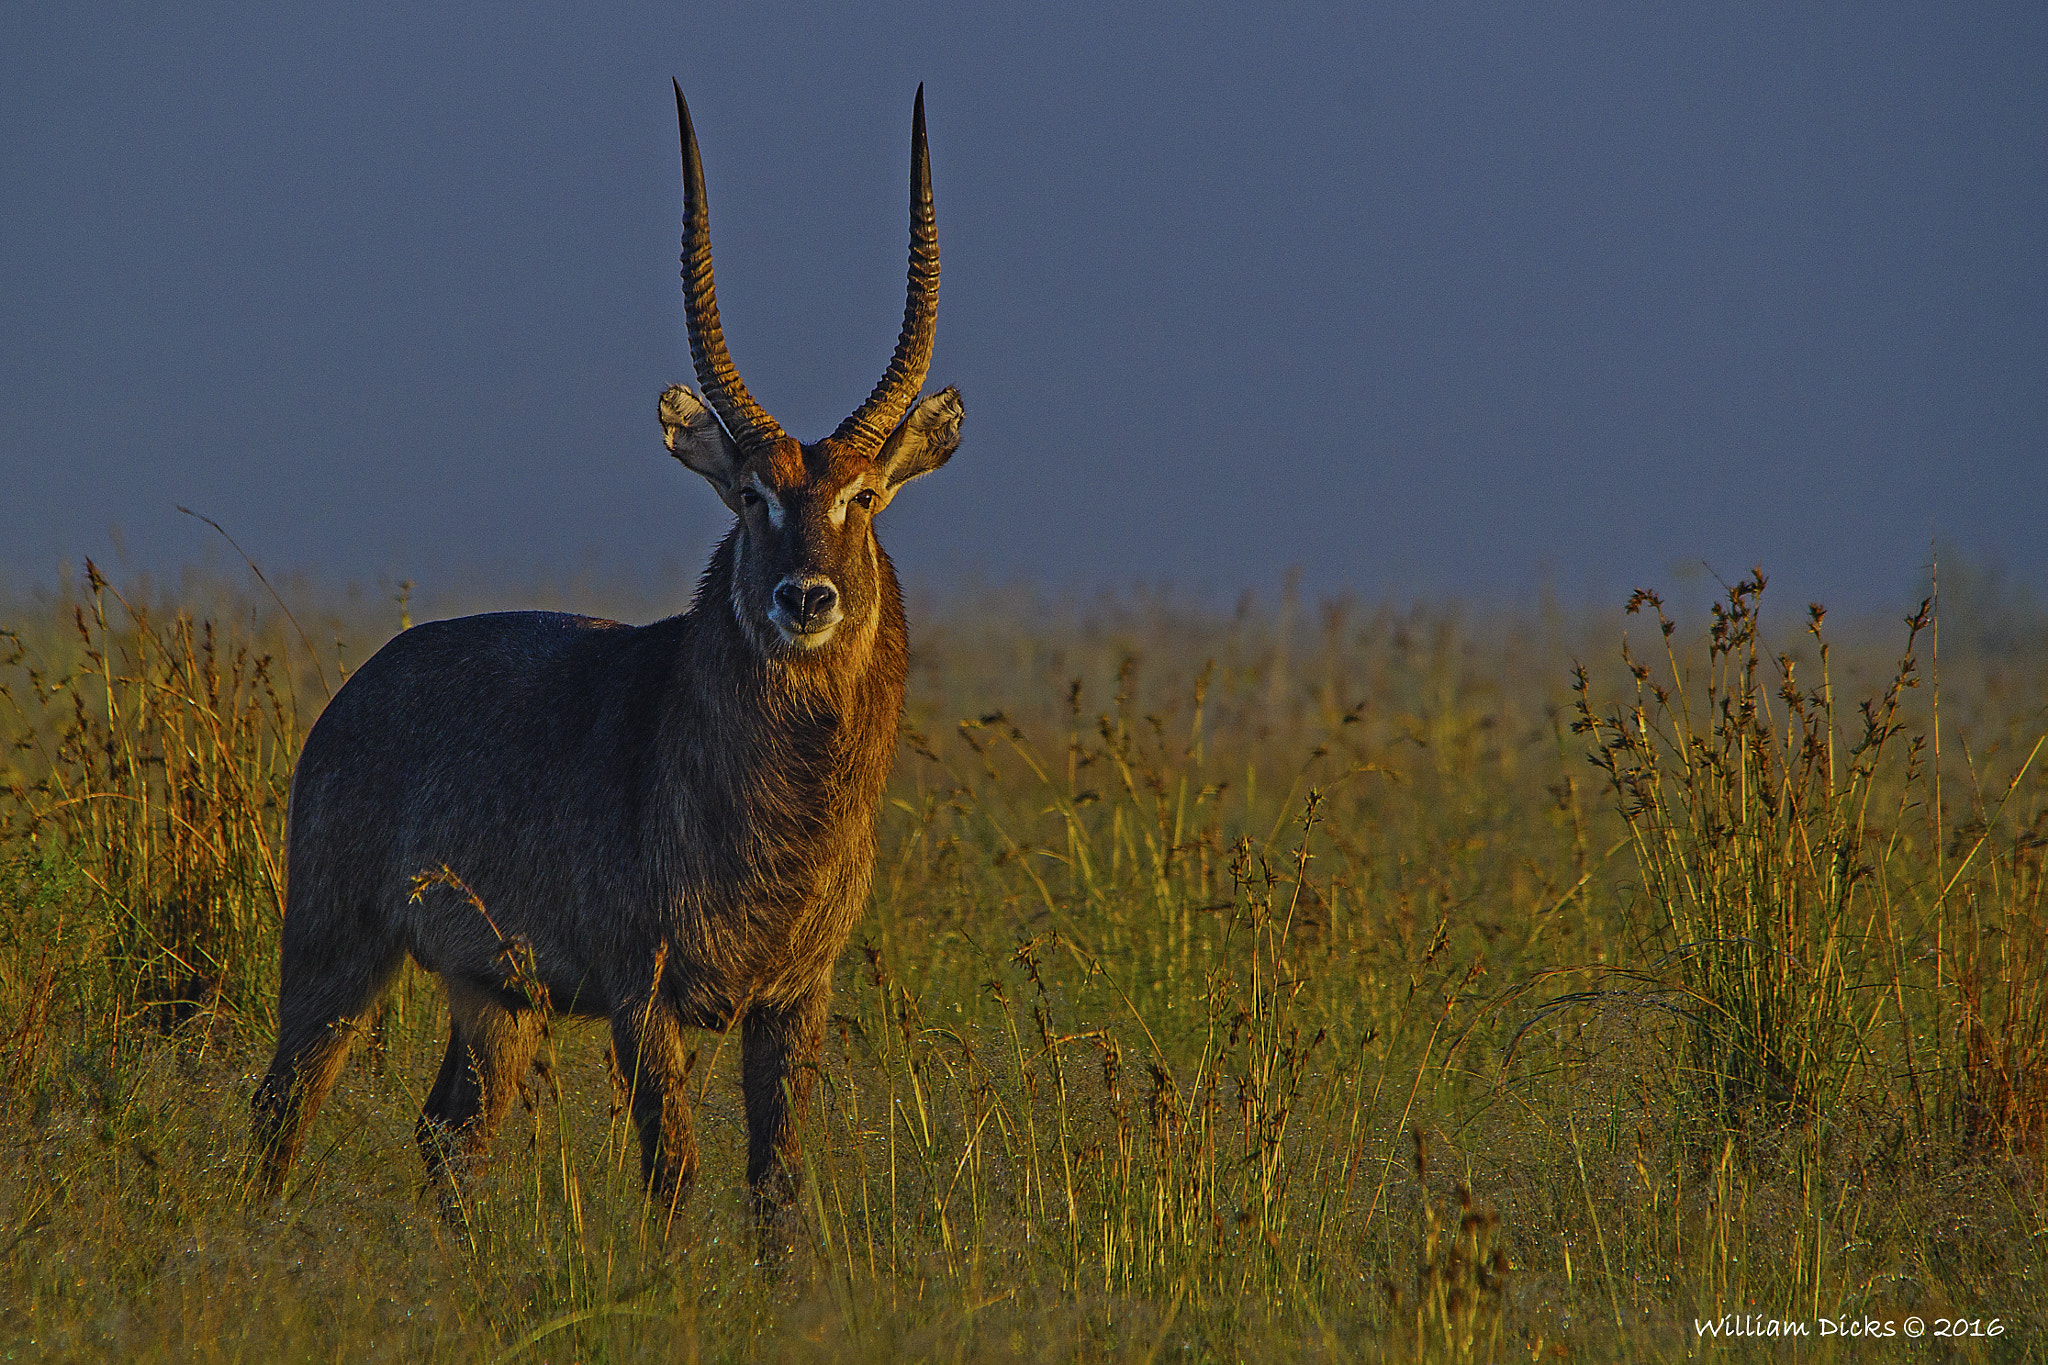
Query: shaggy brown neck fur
[{"left": 656, "top": 531, "right": 907, "bottom": 985}]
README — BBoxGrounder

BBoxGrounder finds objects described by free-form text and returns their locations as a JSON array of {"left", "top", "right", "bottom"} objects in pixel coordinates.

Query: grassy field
[{"left": 0, "top": 560, "right": 2043, "bottom": 1362}]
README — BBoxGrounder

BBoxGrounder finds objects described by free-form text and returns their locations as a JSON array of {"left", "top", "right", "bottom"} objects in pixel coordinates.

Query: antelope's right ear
[
  {"left": 876, "top": 387, "right": 964, "bottom": 490},
  {"left": 660, "top": 385, "right": 744, "bottom": 496}
]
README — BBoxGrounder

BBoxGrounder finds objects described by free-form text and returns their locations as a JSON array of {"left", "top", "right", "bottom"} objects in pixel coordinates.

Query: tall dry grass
[
  {"left": 0, "top": 562, "right": 303, "bottom": 1021},
  {"left": 0, "top": 561, "right": 2041, "bottom": 1360}
]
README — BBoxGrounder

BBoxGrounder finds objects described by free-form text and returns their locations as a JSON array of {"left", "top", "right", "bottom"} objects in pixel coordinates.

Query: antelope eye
[
  {"left": 852, "top": 489, "right": 877, "bottom": 510},
  {"left": 739, "top": 488, "right": 763, "bottom": 508}
]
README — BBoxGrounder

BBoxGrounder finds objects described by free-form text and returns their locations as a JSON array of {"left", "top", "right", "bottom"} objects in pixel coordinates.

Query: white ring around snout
[{"left": 768, "top": 574, "right": 844, "bottom": 648}]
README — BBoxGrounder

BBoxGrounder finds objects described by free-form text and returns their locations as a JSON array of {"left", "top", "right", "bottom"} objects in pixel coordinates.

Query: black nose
[{"left": 774, "top": 580, "right": 838, "bottom": 627}]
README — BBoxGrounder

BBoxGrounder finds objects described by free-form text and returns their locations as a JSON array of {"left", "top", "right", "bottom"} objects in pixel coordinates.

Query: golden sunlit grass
[{"left": 0, "top": 561, "right": 2042, "bottom": 1361}]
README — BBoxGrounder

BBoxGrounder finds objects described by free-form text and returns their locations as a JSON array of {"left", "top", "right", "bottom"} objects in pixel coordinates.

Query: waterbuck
[{"left": 251, "top": 83, "right": 962, "bottom": 1241}]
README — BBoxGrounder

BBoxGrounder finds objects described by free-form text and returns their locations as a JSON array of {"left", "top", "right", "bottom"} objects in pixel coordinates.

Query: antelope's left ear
[
  {"left": 876, "top": 387, "right": 964, "bottom": 490},
  {"left": 660, "top": 384, "right": 744, "bottom": 498}
]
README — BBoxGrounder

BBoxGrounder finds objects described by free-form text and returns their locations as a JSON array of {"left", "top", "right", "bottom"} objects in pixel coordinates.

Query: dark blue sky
[{"left": 4, "top": 2, "right": 2043, "bottom": 613}]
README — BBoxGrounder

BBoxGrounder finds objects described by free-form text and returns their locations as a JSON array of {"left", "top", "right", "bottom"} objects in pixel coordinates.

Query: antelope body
[{"left": 252, "top": 84, "right": 962, "bottom": 1238}]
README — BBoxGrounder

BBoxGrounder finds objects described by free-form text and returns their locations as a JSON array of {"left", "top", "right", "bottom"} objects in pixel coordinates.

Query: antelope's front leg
[
  {"left": 741, "top": 983, "right": 829, "bottom": 1257},
  {"left": 609, "top": 1002, "right": 699, "bottom": 1230}
]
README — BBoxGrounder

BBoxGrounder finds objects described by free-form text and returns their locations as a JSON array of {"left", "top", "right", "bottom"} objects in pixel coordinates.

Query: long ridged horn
[
  {"left": 676, "top": 80, "right": 785, "bottom": 452},
  {"left": 832, "top": 85, "right": 939, "bottom": 451}
]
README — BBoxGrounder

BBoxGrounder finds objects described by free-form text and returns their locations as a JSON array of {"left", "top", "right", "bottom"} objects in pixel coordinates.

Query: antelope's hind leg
[
  {"left": 251, "top": 933, "right": 405, "bottom": 1198},
  {"left": 414, "top": 978, "right": 545, "bottom": 1201}
]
